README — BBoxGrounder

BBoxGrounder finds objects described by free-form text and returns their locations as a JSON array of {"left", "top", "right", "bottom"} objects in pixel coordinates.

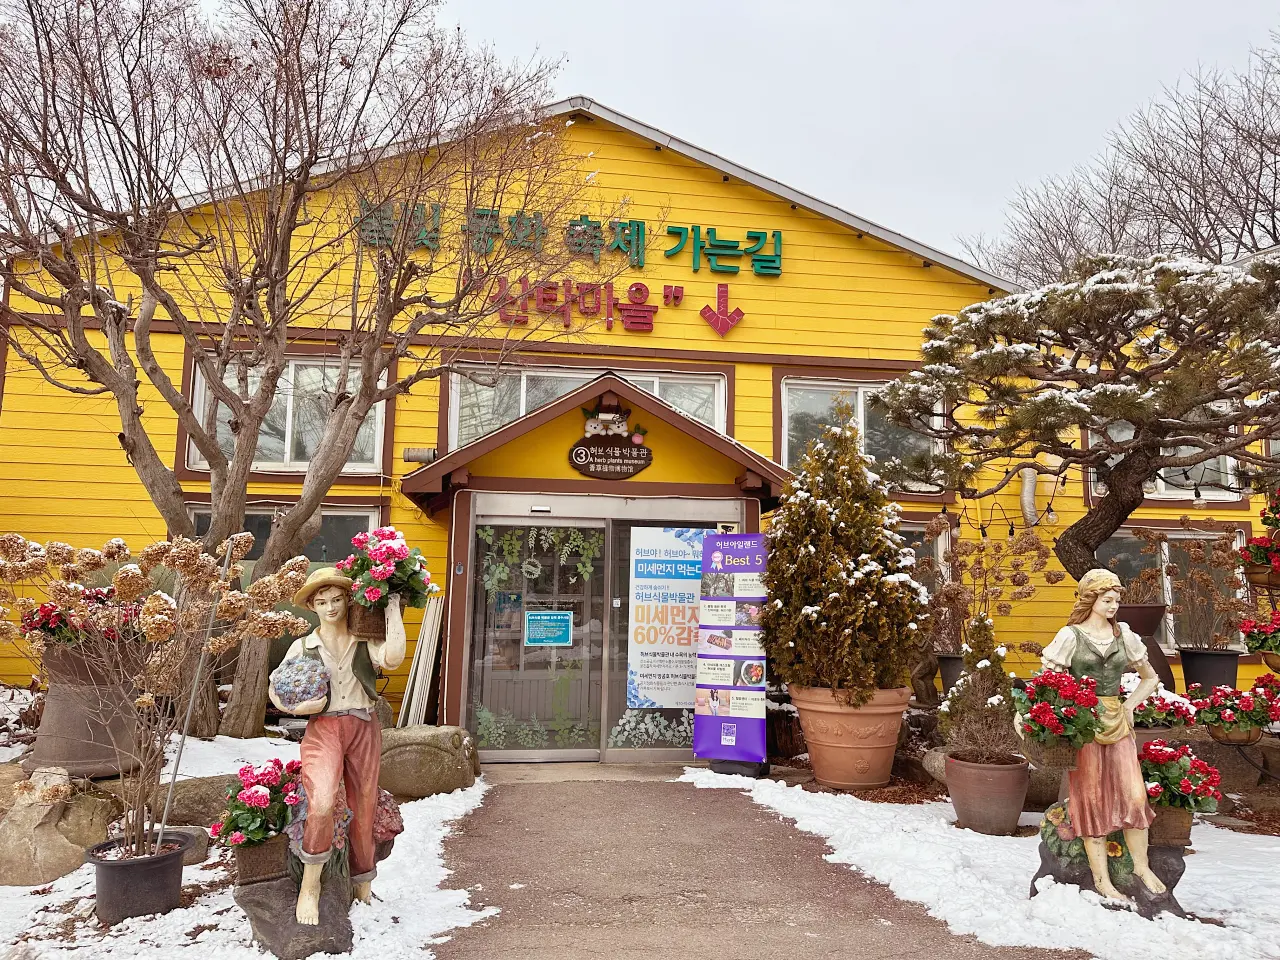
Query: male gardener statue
[{"left": 269, "top": 567, "right": 406, "bottom": 925}]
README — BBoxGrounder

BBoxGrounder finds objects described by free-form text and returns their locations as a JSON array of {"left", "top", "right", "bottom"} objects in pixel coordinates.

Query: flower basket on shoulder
[
  {"left": 1012, "top": 670, "right": 1103, "bottom": 771},
  {"left": 335, "top": 526, "right": 438, "bottom": 641}
]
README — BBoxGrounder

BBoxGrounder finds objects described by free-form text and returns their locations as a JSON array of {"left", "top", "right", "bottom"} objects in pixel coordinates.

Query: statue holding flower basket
[{"left": 335, "top": 526, "right": 435, "bottom": 642}]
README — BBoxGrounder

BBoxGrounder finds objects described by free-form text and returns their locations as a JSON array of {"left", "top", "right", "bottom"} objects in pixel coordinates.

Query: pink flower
[
  {"left": 1147, "top": 784, "right": 1163, "bottom": 799},
  {"left": 1221, "top": 709, "right": 1237, "bottom": 723},
  {"left": 238, "top": 785, "right": 271, "bottom": 808},
  {"left": 368, "top": 544, "right": 393, "bottom": 564},
  {"left": 371, "top": 563, "right": 396, "bottom": 581},
  {"left": 209, "top": 821, "right": 222, "bottom": 838},
  {"left": 352, "top": 532, "right": 371, "bottom": 549},
  {"left": 373, "top": 526, "right": 396, "bottom": 540},
  {"left": 285, "top": 759, "right": 302, "bottom": 775},
  {"left": 283, "top": 780, "right": 296, "bottom": 794},
  {"left": 229, "top": 832, "right": 246, "bottom": 846},
  {"left": 255, "top": 765, "right": 280, "bottom": 787},
  {"left": 335, "top": 557, "right": 352, "bottom": 572},
  {"left": 363, "top": 586, "right": 383, "bottom": 603},
  {"left": 270, "top": 758, "right": 283, "bottom": 770},
  {"left": 238, "top": 764, "right": 257, "bottom": 787},
  {"left": 391, "top": 543, "right": 409, "bottom": 561},
  {"left": 284, "top": 793, "right": 301, "bottom": 806}
]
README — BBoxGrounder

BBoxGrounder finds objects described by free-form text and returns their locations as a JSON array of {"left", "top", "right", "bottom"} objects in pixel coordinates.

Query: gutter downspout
[{"left": 1019, "top": 467, "right": 1039, "bottom": 527}]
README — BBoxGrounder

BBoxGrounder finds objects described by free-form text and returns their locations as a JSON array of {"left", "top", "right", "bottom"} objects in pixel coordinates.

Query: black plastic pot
[
  {"left": 87, "top": 831, "right": 194, "bottom": 926},
  {"left": 1178, "top": 649, "right": 1241, "bottom": 692},
  {"left": 937, "top": 654, "right": 964, "bottom": 694}
]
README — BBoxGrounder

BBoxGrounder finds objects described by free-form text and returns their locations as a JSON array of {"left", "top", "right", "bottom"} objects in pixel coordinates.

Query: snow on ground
[
  {"left": 0, "top": 780, "right": 491, "bottom": 959},
  {"left": 161, "top": 735, "right": 301, "bottom": 779},
  {"left": 681, "top": 768, "right": 1280, "bottom": 960}
]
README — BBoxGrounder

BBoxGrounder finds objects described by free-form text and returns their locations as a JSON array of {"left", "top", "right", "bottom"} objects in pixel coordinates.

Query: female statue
[{"left": 1039, "top": 568, "right": 1166, "bottom": 901}]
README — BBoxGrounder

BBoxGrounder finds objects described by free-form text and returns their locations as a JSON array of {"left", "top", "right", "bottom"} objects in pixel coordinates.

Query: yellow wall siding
[{"left": 2, "top": 115, "right": 1268, "bottom": 700}]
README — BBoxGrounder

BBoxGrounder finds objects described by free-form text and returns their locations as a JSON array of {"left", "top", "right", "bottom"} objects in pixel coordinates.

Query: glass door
[{"left": 467, "top": 522, "right": 606, "bottom": 759}]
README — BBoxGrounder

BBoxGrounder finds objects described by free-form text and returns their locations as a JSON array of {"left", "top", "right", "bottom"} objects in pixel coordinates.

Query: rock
[
  {"left": 0, "top": 764, "right": 27, "bottom": 821},
  {"left": 234, "top": 874, "right": 353, "bottom": 960},
  {"left": 378, "top": 725, "right": 477, "bottom": 799},
  {"left": 891, "top": 751, "right": 931, "bottom": 783},
  {"left": 161, "top": 825, "right": 210, "bottom": 865},
  {"left": 922, "top": 747, "right": 948, "bottom": 785},
  {"left": 0, "top": 767, "right": 121, "bottom": 886},
  {"left": 374, "top": 697, "right": 394, "bottom": 730},
  {"left": 1030, "top": 801, "right": 1187, "bottom": 920},
  {"left": 1030, "top": 838, "right": 1187, "bottom": 920},
  {"left": 101, "top": 773, "right": 236, "bottom": 829}
]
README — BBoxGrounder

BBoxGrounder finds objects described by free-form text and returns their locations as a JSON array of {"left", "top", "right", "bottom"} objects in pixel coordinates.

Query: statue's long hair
[{"left": 1066, "top": 568, "right": 1124, "bottom": 637}]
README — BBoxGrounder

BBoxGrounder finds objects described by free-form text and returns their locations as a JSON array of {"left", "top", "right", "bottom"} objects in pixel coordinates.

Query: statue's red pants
[{"left": 298, "top": 713, "right": 383, "bottom": 882}]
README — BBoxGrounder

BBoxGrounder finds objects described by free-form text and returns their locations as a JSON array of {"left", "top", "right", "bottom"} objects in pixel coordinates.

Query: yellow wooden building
[{"left": 0, "top": 97, "right": 1265, "bottom": 760}]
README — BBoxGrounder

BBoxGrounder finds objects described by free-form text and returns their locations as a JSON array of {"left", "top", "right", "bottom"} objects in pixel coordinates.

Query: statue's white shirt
[{"left": 281, "top": 631, "right": 385, "bottom": 711}]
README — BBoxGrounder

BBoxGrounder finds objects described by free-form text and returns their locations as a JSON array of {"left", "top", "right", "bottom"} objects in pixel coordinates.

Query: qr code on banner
[{"left": 720, "top": 723, "right": 737, "bottom": 746}]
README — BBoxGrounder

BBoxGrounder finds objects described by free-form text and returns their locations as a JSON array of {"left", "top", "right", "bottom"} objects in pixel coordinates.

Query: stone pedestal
[
  {"left": 1030, "top": 801, "right": 1188, "bottom": 920},
  {"left": 234, "top": 874, "right": 353, "bottom": 960}
]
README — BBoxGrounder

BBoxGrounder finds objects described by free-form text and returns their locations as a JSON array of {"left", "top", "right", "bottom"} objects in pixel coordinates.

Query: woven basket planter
[
  {"left": 1020, "top": 737, "right": 1079, "bottom": 771},
  {"left": 1148, "top": 805, "right": 1193, "bottom": 848},
  {"left": 349, "top": 603, "right": 387, "bottom": 643},
  {"left": 233, "top": 833, "right": 290, "bottom": 886},
  {"left": 1207, "top": 724, "right": 1263, "bottom": 746}
]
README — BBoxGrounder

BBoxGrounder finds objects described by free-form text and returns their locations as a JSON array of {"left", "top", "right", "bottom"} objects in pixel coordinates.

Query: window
[
  {"left": 899, "top": 522, "right": 947, "bottom": 596},
  {"left": 191, "top": 508, "right": 378, "bottom": 568},
  {"left": 780, "top": 378, "right": 932, "bottom": 477},
  {"left": 188, "top": 359, "right": 385, "bottom": 474},
  {"left": 450, "top": 366, "right": 726, "bottom": 448},
  {"left": 1096, "top": 530, "right": 1245, "bottom": 650},
  {"left": 1090, "top": 420, "right": 1235, "bottom": 501}
]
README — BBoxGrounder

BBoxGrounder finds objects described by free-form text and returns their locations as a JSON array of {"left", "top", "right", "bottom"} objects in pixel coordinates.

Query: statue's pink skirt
[{"left": 1068, "top": 732, "right": 1155, "bottom": 837}]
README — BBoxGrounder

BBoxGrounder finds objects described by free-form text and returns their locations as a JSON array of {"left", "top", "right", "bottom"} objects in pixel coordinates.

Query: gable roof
[
  {"left": 400, "top": 373, "right": 791, "bottom": 508},
  {"left": 546, "top": 96, "right": 1018, "bottom": 294}
]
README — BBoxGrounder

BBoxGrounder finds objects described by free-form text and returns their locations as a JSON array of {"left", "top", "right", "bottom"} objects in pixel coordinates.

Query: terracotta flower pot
[
  {"left": 23, "top": 644, "right": 140, "bottom": 778},
  {"left": 1207, "top": 724, "right": 1263, "bottom": 746},
  {"left": 945, "top": 755, "right": 1029, "bottom": 836},
  {"left": 349, "top": 603, "right": 387, "bottom": 643},
  {"left": 1244, "top": 564, "right": 1280, "bottom": 589},
  {"left": 233, "top": 832, "right": 290, "bottom": 886},
  {"left": 788, "top": 685, "right": 910, "bottom": 789},
  {"left": 1148, "top": 805, "right": 1193, "bottom": 848},
  {"left": 1133, "top": 726, "right": 1173, "bottom": 749}
]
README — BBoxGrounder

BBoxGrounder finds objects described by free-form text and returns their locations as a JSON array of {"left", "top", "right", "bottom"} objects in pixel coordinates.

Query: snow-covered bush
[
  {"left": 760, "top": 400, "right": 926, "bottom": 706},
  {"left": 939, "top": 619, "right": 1020, "bottom": 763}
]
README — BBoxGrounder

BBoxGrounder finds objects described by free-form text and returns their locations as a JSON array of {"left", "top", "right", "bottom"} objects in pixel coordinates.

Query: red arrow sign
[{"left": 700, "top": 284, "right": 743, "bottom": 337}]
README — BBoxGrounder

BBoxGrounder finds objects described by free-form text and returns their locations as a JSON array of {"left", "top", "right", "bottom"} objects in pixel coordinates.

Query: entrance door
[{"left": 467, "top": 521, "right": 606, "bottom": 759}]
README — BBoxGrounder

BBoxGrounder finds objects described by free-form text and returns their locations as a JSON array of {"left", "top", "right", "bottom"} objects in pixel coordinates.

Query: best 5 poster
[{"left": 694, "top": 534, "right": 767, "bottom": 762}]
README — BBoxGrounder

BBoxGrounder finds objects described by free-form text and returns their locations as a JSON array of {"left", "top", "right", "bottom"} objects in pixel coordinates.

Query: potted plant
[
  {"left": 0, "top": 532, "right": 311, "bottom": 925},
  {"left": 1139, "top": 739, "right": 1221, "bottom": 848},
  {"left": 1238, "top": 485, "right": 1280, "bottom": 589},
  {"left": 1012, "top": 669, "right": 1103, "bottom": 770},
  {"left": 1110, "top": 546, "right": 1177, "bottom": 691},
  {"left": 1240, "top": 609, "right": 1280, "bottom": 673},
  {"left": 934, "top": 525, "right": 1058, "bottom": 834},
  {"left": 1137, "top": 525, "right": 1251, "bottom": 689},
  {"left": 212, "top": 758, "right": 303, "bottom": 885},
  {"left": 1188, "top": 682, "right": 1280, "bottom": 746},
  {"left": 760, "top": 401, "right": 926, "bottom": 789},
  {"left": 336, "top": 525, "right": 436, "bottom": 641},
  {"left": 1120, "top": 673, "right": 1195, "bottom": 747}
]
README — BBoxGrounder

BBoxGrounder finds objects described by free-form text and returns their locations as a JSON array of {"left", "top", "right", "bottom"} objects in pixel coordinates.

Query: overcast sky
[{"left": 441, "top": 0, "right": 1279, "bottom": 264}]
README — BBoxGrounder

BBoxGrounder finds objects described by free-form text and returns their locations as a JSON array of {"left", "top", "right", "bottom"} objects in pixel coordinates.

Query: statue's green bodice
[{"left": 1067, "top": 626, "right": 1127, "bottom": 697}]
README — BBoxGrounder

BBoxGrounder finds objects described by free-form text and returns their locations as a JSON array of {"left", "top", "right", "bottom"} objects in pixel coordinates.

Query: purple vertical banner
[{"left": 693, "top": 534, "right": 768, "bottom": 763}]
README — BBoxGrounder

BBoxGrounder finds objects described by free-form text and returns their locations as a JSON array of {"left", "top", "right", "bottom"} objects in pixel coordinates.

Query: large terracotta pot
[
  {"left": 788, "top": 685, "right": 910, "bottom": 789},
  {"left": 945, "top": 755, "right": 1030, "bottom": 836},
  {"left": 23, "top": 644, "right": 140, "bottom": 778},
  {"left": 1133, "top": 726, "right": 1174, "bottom": 749}
]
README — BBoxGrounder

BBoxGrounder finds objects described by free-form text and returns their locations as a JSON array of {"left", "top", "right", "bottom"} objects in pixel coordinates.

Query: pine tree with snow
[
  {"left": 880, "top": 254, "right": 1280, "bottom": 580},
  {"left": 761, "top": 399, "right": 927, "bottom": 705}
]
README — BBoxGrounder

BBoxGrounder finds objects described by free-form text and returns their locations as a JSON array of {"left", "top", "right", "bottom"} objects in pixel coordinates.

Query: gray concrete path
[{"left": 435, "top": 766, "right": 1083, "bottom": 960}]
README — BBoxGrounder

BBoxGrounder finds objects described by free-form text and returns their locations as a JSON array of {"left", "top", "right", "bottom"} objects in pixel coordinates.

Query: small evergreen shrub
[{"left": 760, "top": 402, "right": 927, "bottom": 706}]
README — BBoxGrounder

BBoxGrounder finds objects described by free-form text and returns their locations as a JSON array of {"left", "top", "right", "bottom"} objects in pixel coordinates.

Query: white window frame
[
  {"left": 187, "top": 359, "right": 386, "bottom": 475},
  {"left": 779, "top": 376, "right": 936, "bottom": 475},
  {"left": 448, "top": 365, "right": 727, "bottom": 449},
  {"left": 1100, "top": 529, "right": 1247, "bottom": 652},
  {"left": 898, "top": 519, "right": 949, "bottom": 595},
  {"left": 1089, "top": 421, "right": 1239, "bottom": 503},
  {"left": 188, "top": 505, "right": 380, "bottom": 565}
]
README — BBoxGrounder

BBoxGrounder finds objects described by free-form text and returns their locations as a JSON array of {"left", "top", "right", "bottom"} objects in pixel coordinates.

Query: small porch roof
[{"left": 400, "top": 373, "right": 791, "bottom": 511}]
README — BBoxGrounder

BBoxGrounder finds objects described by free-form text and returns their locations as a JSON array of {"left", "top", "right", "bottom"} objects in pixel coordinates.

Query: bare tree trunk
[
  {"left": 218, "top": 638, "right": 272, "bottom": 738},
  {"left": 1053, "top": 455, "right": 1152, "bottom": 580}
]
